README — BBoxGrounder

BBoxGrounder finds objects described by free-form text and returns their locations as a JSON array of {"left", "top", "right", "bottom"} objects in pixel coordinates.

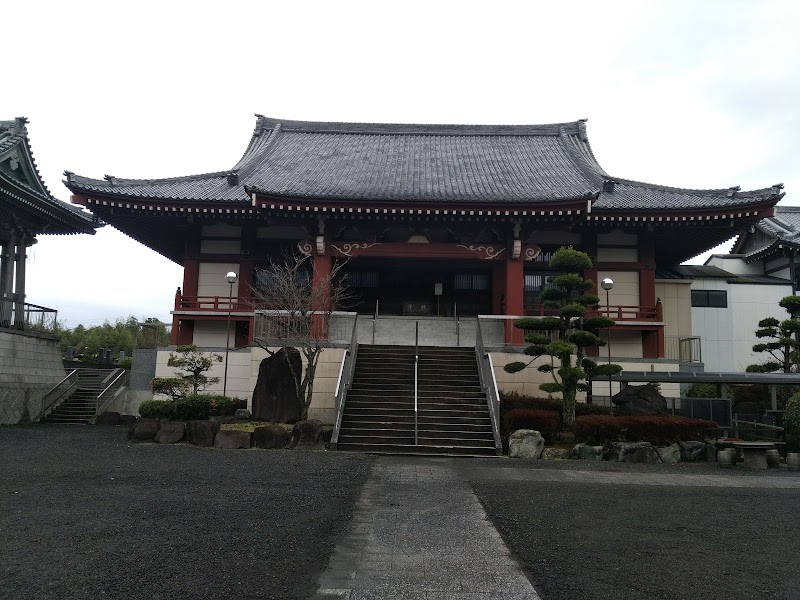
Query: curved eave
[{"left": 1, "top": 178, "right": 100, "bottom": 235}]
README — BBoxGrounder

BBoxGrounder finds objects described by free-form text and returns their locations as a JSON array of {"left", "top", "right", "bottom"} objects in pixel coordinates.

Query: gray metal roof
[
  {"left": 1, "top": 117, "right": 100, "bottom": 235},
  {"left": 612, "top": 371, "right": 800, "bottom": 385},
  {"left": 64, "top": 115, "right": 782, "bottom": 212}
]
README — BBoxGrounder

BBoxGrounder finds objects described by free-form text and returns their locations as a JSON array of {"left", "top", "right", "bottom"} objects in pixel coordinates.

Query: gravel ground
[
  {"left": 461, "top": 460, "right": 800, "bottom": 600},
  {"left": 0, "top": 425, "right": 375, "bottom": 600}
]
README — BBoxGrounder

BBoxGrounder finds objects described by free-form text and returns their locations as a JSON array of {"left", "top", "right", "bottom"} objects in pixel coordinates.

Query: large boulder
[
  {"left": 611, "top": 441, "right": 660, "bottom": 463},
  {"left": 572, "top": 443, "right": 604, "bottom": 461},
  {"left": 185, "top": 420, "right": 220, "bottom": 447},
  {"left": 656, "top": 443, "right": 681, "bottom": 464},
  {"left": 290, "top": 419, "right": 325, "bottom": 450},
  {"left": 214, "top": 430, "right": 252, "bottom": 449},
  {"left": 679, "top": 440, "right": 706, "bottom": 462},
  {"left": 95, "top": 411, "right": 122, "bottom": 426},
  {"left": 251, "top": 348, "right": 302, "bottom": 423},
  {"left": 234, "top": 409, "right": 252, "bottom": 420},
  {"left": 253, "top": 424, "right": 291, "bottom": 449},
  {"left": 131, "top": 419, "right": 160, "bottom": 442},
  {"left": 541, "top": 448, "right": 571, "bottom": 460},
  {"left": 509, "top": 429, "right": 545, "bottom": 459},
  {"left": 612, "top": 384, "right": 668, "bottom": 416},
  {"left": 155, "top": 421, "right": 186, "bottom": 444},
  {"left": 704, "top": 443, "right": 718, "bottom": 463}
]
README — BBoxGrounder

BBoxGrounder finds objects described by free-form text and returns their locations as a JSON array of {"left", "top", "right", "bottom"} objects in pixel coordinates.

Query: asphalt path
[{"left": 0, "top": 425, "right": 374, "bottom": 600}]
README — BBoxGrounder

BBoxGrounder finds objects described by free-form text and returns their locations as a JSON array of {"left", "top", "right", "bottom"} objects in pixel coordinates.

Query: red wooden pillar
[
  {"left": 639, "top": 237, "right": 662, "bottom": 358},
  {"left": 504, "top": 254, "right": 524, "bottom": 346},
  {"left": 312, "top": 252, "right": 332, "bottom": 339}
]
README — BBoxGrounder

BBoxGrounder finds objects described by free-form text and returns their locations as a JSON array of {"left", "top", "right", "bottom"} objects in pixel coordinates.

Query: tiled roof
[
  {"left": 735, "top": 205, "right": 800, "bottom": 259},
  {"left": 1, "top": 117, "right": 100, "bottom": 234},
  {"left": 64, "top": 115, "right": 782, "bottom": 212}
]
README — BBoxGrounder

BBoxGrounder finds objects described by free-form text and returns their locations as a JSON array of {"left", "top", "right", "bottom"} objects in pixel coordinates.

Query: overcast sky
[{"left": 5, "top": 1, "right": 800, "bottom": 327}]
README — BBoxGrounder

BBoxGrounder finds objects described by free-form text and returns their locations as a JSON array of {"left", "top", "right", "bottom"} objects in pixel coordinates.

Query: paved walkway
[{"left": 314, "top": 457, "right": 540, "bottom": 600}]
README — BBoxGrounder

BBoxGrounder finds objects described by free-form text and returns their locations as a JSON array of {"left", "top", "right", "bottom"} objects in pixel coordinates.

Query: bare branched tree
[{"left": 251, "top": 253, "right": 353, "bottom": 420}]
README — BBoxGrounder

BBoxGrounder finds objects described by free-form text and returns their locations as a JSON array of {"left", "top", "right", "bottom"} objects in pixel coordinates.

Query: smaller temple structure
[{"left": 0, "top": 117, "right": 101, "bottom": 424}]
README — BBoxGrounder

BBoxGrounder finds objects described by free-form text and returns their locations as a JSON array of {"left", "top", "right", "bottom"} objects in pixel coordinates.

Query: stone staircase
[
  {"left": 336, "top": 345, "right": 498, "bottom": 456},
  {"left": 42, "top": 369, "right": 113, "bottom": 424}
]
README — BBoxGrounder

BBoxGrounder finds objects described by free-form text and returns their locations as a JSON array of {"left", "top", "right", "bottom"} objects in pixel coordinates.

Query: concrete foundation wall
[
  {"left": 154, "top": 346, "right": 252, "bottom": 401},
  {"left": 0, "top": 330, "right": 66, "bottom": 424}
]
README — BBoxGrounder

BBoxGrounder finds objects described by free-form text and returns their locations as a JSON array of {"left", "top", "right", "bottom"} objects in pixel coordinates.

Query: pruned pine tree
[
  {"left": 251, "top": 254, "right": 353, "bottom": 420},
  {"left": 503, "top": 247, "right": 622, "bottom": 428},
  {"left": 747, "top": 295, "right": 800, "bottom": 373},
  {"left": 166, "top": 344, "right": 223, "bottom": 395}
]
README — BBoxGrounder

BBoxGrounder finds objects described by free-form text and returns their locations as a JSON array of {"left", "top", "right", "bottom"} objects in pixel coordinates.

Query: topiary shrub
[
  {"left": 138, "top": 400, "right": 176, "bottom": 419},
  {"left": 575, "top": 403, "right": 612, "bottom": 417},
  {"left": 175, "top": 395, "right": 213, "bottom": 421},
  {"left": 502, "top": 409, "right": 560, "bottom": 444},
  {"left": 574, "top": 415, "right": 717, "bottom": 446}
]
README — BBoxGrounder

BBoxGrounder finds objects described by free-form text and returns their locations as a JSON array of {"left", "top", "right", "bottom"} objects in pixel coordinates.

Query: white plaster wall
[
  {"left": 596, "top": 248, "right": 638, "bottom": 262},
  {"left": 597, "top": 270, "right": 639, "bottom": 307},
  {"left": 705, "top": 255, "right": 762, "bottom": 275},
  {"left": 729, "top": 283, "right": 792, "bottom": 371},
  {"left": 0, "top": 331, "right": 66, "bottom": 423},
  {"left": 491, "top": 350, "right": 681, "bottom": 404},
  {"left": 597, "top": 231, "right": 638, "bottom": 246},
  {"left": 192, "top": 320, "right": 229, "bottom": 347},
  {"left": 201, "top": 224, "right": 242, "bottom": 238},
  {"left": 249, "top": 346, "right": 345, "bottom": 424},
  {"left": 690, "top": 278, "right": 734, "bottom": 372},
  {"left": 200, "top": 240, "right": 241, "bottom": 254},
  {"left": 154, "top": 346, "right": 252, "bottom": 401},
  {"left": 197, "top": 262, "right": 240, "bottom": 297},
  {"left": 655, "top": 280, "right": 693, "bottom": 339}
]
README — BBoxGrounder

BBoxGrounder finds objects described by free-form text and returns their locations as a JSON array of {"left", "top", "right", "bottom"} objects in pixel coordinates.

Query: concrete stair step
[{"left": 335, "top": 442, "right": 497, "bottom": 456}]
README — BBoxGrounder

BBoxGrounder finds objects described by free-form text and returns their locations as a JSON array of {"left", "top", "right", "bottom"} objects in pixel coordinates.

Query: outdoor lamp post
[
  {"left": 223, "top": 271, "right": 237, "bottom": 397},
  {"left": 601, "top": 278, "right": 614, "bottom": 408}
]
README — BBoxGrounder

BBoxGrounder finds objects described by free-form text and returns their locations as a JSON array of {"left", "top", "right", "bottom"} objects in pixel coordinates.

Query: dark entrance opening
[{"left": 340, "top": 258, "right": 492, "bottom": 316}]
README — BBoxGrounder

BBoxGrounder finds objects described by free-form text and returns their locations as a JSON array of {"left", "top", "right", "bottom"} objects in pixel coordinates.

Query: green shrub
[
  {"left": 175, "top": 395, "right": 213, "bottom": 420},
  {"left": 785, "top": 392, "right": 800, "bottom": 434},
  {"left": 686, "top": 383, "right": 718, "bottom": 398},
  {"left": 138, "top": 400, "right": 176, "bottom": 419},
  {"left": 499, "top": 391, "right": 611, "bottom": 428},
  {"left": 574, "top": 415, "right": 718, "bottom": 446},
  {"left": 502, "top": 409, "right": 560, "bottom": 444},
  {"left": 575, "top": 403, "right": 612, "bottom": 417}
]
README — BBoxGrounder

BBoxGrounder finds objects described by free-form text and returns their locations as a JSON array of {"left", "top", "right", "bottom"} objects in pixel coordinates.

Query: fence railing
[
  {"left": 330, "top": 315, "right": 360, "bottom": 448},
  {"left": 666, "top": 397, "right": 732, "bottom": 427},
  {"left": 664, "top": 336, "right": 702, "bottom": 363},
  {"left": 253, "top": 310, "right": 356, "bottom": 346},
  {"left": 39, "top": 369, "right": 78, "bottom": 419},
  {"left": 523, "top": 303, "right": 662, "bottom": 322},
  {"left": 175, "top": 295, "right": 254, "bottom": 312},
  {"left": 95, "top": 369, "right": 130, "bottom": 417},
  {"left": 0, "top": 298, "right": 58, "bottom": 333},
  {"left": 475, "top": 318, "right": 503, "bottom": 454}
]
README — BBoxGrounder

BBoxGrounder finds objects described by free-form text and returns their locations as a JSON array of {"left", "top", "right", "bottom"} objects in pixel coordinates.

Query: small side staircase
[
  {"left": 42, "top": 369, "right": 112, "bottom": 424},
  {"left": 336, "top": 345, "right": 498, "bottom": 456}
]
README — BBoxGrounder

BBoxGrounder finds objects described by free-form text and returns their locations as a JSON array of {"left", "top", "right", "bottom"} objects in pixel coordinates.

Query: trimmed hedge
[
  {"left": 574, "top": 415, "right": 718, "bottom": 446},
  {"left": 502, "top": 409, "right": 560, "bottom": 443},
  {"left": 138, "top": 400, "right": 176, "bottom": 419},
  {"left": 499, "top": 392, "right": 612, "bottom": 429}
]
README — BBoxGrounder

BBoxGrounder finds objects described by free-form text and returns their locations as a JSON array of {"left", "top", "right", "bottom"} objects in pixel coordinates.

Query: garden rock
[
  {"left": 95, "top": 411, "right": 122, "bottom": 426},
  {"left": 131, "top": 419, "right": 160, "bottom": 442},
  {"left": 234, "top": 409, "right": 252, "bottom": 420},
  {"left": 611, "top": 441, "right": 660, "bottom": 463},
  {"left": 656, "top": 443, "right": 681, "bottom": 464},
  {"left": 572, "top": 443, "right": 603, "bottom": 461},
  {"left": 612, "top": 384, "right": 668, "bottom": 416},
  {"left": 214, "top": 430, "right": 252, "bottom": 449},
  {"left": 155, "top": 421, "right": 185, "bottom": 444},
  {"left": 509, "top": 430, "right": 544, "bottom": 459},
  {"left": 290, "top": 419, "right": 325, "bottom": 449},
  {"left": 680, "top": 440, "right": 706, "bottom": 462},
  {"left": 252, "top": 348, "right": 302, "bottom": 423},
  {"left": 253, "top": 424, "right": 290, "bottom": 449},
  {"left": 185, "top": 419, "right": 220, "bottom": 447},
  {"left": 541, "top": 448, "right": 571, "bottom": 460}
]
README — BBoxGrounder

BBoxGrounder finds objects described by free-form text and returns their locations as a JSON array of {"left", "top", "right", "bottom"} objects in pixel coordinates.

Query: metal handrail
[
  {"left": 331, "top": 314, "right": 360, "bottom": 447},
  {"left": 372, "top": 299, "right": 378, "bottom": 344},
  {"left": 39, "top": 369, "right": 78, "bottom": 419},
  {"left": 475, "top": 319, "right": 503, "bottom": 454},
  {"left": 454, "top": 302, "right": 460, "bottom": 346},
  {"left": 96, "top": 368, "right": 129, "bottom": 417},
  {"left": 414, "top": 321, "right": 419, "bottom": 446}
]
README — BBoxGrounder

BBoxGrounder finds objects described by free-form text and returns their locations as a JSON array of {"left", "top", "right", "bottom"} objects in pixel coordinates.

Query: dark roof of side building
[
  {"left": 656, "top": 265, "right": 790, "bottom": 286},
  {"left": 732, "top": 205, "right": 800, "bottom": 260},
  {"left": 64, "top": 115, "right": 782, "bottom": 211},
  {"left": 1, "top": 117, "right": 100, "bottom": 235}
]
